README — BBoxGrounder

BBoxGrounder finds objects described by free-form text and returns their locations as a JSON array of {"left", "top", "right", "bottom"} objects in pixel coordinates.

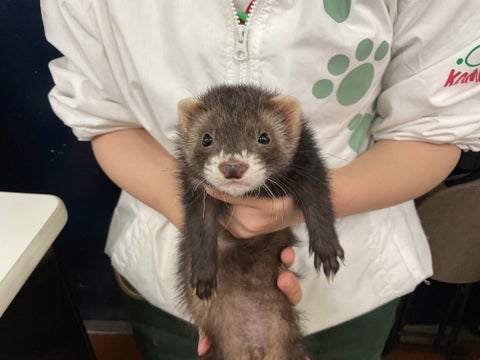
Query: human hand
[
  {"left": 197, "top": 247, "right": 303, "bottom": 356},
  {"left": 277, "top": 247, "right": 303, "bottom": 305},
  {"left": 205, "top": 186, "right": 304, "bottom": 239}
]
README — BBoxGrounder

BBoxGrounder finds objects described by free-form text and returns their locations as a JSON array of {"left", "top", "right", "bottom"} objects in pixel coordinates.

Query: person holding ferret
[{"left": 41, "top": 1, "right": 480, "bottom": 359}]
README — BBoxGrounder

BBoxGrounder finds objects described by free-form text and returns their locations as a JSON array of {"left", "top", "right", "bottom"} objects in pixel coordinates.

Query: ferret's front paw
[
  {"left": 311, "top": 240, "right": 345, "bottom": 280},
  {"left": 190, "top": 268, "right": 217, "bottom": 300}
]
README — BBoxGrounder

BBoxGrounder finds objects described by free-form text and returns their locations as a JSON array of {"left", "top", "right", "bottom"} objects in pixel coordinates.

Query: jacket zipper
[
  {"left": 234, "top": 26, "right": 249, "bottom": 62},
  {"left": 230, "top": 0, "right": 258, "bottom": 82}
]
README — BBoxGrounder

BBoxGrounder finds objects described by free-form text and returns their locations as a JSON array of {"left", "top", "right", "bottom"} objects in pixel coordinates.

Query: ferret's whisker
[
  {"left": 193, "top": 179, "right": 207, "bottom": 192},
  {"left": 261, "top": 183, "right": 276, "bottom": 201},
  {"left": 266, "top": 178, "right": 289, "bottom": 197},
  {"left": 202, "top": 188, "right": 207, "bottom": 219}
]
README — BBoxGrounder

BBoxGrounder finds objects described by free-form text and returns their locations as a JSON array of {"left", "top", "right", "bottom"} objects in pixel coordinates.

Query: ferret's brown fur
[{"left": 176, "top": 84, "right": 344, "bottom": 359}]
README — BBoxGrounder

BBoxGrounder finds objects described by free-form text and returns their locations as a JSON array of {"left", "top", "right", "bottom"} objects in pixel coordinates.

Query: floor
[
  {"left": 88, "top": 333, "right": 480, "bottom": 360},
  {"left": 89, "top": 333, "right": 142, "bottom": 360}
]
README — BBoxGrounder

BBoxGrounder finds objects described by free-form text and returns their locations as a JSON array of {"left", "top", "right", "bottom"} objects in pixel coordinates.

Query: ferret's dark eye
[
  {"left": 257, "top": 133, "right": 271, "bottom": 145},
  {"left": 201, "top": 133, "right": 213, "bottom": 147}
]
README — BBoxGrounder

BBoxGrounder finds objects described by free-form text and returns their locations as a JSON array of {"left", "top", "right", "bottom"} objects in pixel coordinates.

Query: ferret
[{"left": 176, "top": 84, "right": 344, "bottom": 360}]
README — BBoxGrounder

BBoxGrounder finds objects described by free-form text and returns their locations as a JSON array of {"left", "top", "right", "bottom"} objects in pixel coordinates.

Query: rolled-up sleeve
[
  {"left": 41, "top": 0, "right": 140, "bottom": 141},
  {"left": 372, "top": 1, "right": 480, "bottom": 152}
]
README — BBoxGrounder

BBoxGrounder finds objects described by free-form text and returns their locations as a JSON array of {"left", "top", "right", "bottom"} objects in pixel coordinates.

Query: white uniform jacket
[{"left": 41, "top": 0, "right": 480, "bottom": 334}]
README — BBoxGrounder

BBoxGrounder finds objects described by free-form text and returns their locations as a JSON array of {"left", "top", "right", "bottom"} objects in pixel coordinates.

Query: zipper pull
[
  {"left": 234, "top": 26, "right": 249, "bottom": 62},
  {"left": 237, "top": 11, "right": 248, "bottom": 24}
]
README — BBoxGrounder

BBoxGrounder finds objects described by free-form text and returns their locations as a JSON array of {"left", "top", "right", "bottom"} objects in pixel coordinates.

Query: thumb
[
  {"left": 198, "top": 329, "right": 211, "bottom": 356},
  {"left": 277, "top": 271, "right": 302, "bottom": 306}
]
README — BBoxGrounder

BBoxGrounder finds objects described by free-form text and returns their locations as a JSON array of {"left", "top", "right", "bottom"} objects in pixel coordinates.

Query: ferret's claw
[
  {"left": 191, "top": 277, "right": 217, "bottom": 301},
  {"left": 311, "top": 241, "right": 345, "bottom": 282},
  {"left": 190, "top": 261, "right": 217, "bottom": 301}
]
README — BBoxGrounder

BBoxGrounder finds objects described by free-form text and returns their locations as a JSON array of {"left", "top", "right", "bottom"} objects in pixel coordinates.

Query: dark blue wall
[{"left": 0, "top": 1, "right": 123, "bottom": 320}]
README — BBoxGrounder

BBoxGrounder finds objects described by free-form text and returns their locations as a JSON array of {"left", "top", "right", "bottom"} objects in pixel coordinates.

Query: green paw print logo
[
  {"left": 323, "top": 0, "right": 351, "bottom": 23},
  {"left": 347, "top": 105, "right": 375, "bottom": 152},
  {"left": 312, "top": 39, "right": 389, "bottom": 152},
  {"left": 312, "top": 39, "right": 389, "bottom": 106}
]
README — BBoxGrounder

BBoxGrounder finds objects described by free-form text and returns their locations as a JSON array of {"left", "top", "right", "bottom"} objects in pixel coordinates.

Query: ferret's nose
[{"left": 218, "top": 161, "right": 249, "bottom": 179}]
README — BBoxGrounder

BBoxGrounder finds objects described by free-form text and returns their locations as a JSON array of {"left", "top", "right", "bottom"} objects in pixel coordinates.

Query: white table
[{"left": 0, "top": 192, "right": 67, "bottom": 317}]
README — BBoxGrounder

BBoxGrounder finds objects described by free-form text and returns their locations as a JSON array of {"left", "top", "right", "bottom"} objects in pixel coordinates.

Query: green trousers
[{"left": 122, "top": 292, "right": 400, "bottom": 360}]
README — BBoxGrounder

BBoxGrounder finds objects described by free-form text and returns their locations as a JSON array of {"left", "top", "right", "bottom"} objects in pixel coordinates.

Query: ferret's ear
[
  {"left": 269, "top": 96, "right": 302, "bottom": 137},
  {"left": 178, "top": 98, "right": 204, "bottom": 135}
]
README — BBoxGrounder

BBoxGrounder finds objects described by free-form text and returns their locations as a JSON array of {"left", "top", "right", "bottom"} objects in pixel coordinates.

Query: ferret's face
[
  {"left": 179, "top": 105, "right": 300, "bottom": 197},
  {"left": 201, "top": 143, "right": 271, "bottom": 197}
]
